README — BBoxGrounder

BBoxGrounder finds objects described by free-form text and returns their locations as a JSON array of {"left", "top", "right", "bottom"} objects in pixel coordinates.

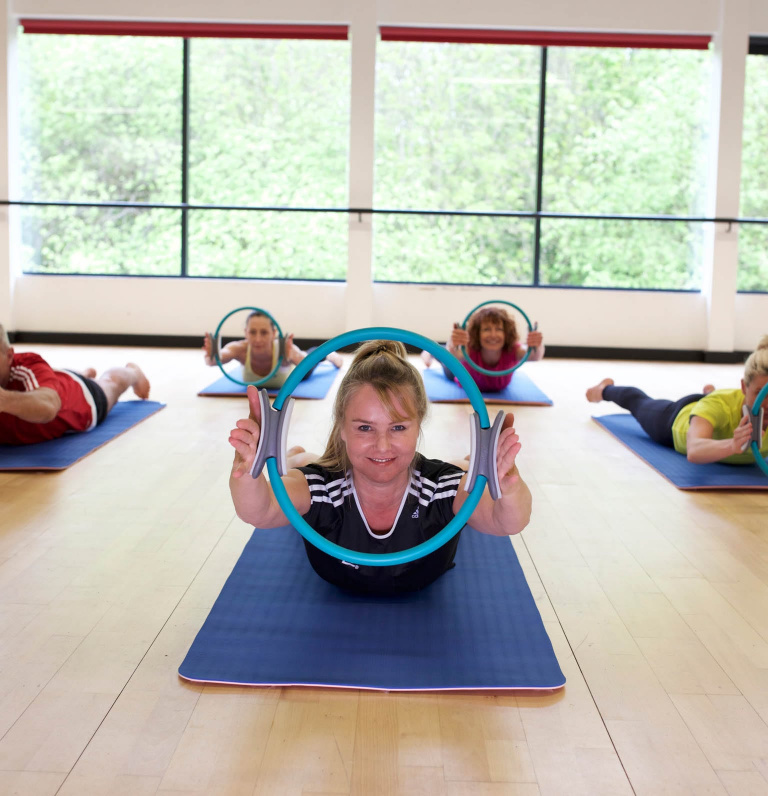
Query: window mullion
[
  {"left": 181, "top": 38, "right": 190, "bottom": 277},
  {"left": 532, "top": 46, "right": 547, "bottom": 287}
]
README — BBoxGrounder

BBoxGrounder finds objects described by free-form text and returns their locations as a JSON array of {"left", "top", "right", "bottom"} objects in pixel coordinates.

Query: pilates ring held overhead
[
  {"left": 211, "top": 306, "right": 284, "bottom": 387},
  {"left": 460, "top": 299, "right": 536, "bottom": 377},
  {"left": 748, "top": 381, "right": 768, "bottom": 477},
  {"left": 249, "top": 326, "right": 507, "bottom": 567}
]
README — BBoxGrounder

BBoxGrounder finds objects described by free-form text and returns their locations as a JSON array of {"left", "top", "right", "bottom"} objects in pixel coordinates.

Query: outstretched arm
[
  {"left": 203, "top": 334, "right": 247, "bottom": 367},
  {"left": 686, "top": 413, "right": 751, "bottom": 463},
  {"left": 453, "top": 413, "right": 532, "bottom": 537},
  {"left": 0, "top": 385, "right": 61, "bottom": 423},
  {"left": 283, "top": 333, "right": 307, "bottom": 366},
  {"left": 447, "top": 324, "right": 469, "bottom": 363},
  {"left": 229, "top": 386, "right": 311, "bottom": 527}
]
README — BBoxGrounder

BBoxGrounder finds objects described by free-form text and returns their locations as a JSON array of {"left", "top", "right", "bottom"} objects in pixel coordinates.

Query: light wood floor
[{"left": 2, "top": 345, "right": 768, "bottom": 795}]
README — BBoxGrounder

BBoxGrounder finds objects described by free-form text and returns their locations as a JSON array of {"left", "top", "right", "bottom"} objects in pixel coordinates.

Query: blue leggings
[{"left": 603, "top": 386, "right": 704, "bottom": 448}]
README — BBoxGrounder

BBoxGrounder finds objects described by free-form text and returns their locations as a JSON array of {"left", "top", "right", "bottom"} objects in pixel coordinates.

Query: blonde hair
[
  {"left": 744, "top": 335, "right": 768, "bottom": 386},
  {"left": 0, "top": 323, "right": 9, "bottom": 352},
  {"left": 315, "top": 340, "right": 428, "bottom": 472}
]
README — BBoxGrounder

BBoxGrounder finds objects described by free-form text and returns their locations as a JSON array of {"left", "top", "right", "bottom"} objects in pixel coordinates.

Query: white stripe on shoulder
[
  {"left": 410, "top": 468, "right": 459, "bottom": 507},
  {"left": 10, "top": 366, "right": 40, "bottom": 391},
  {"left": 305, "top": 471, "right": 352, "bottom": 507}
]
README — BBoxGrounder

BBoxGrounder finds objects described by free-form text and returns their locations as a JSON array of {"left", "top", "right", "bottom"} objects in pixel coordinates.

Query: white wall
[{"left": 3, "top": 0, "right": 768, "bottom": 353}]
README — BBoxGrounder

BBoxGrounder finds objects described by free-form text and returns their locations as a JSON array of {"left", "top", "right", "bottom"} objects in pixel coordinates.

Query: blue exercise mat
[
  {"left": 593, "top": 414, "right": 768, "bottom": 490},
  {"left": 179, "top": 525, "right": 565, "bottom": 691},
  {"left": 421, "top": 368, "right": 552, "bottom": 406},
  {"left": 0, "top": 400, "right": 165, "bottom": 471},
  {"left": 198, "top": 361, "right": 339, "bottom": 399}
]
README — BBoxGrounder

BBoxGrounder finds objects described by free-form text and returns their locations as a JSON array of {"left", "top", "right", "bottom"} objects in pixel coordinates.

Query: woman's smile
[{"left": 340, "top": 384, "right": 420, "bottom": 484}]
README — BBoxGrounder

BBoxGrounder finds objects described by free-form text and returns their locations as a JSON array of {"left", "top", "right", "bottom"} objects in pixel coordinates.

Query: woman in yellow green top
[
  {"left": 586, "top": 337, "right": 768, "bottom": 464},
  {"left": 203, "top": 311, "right": 342, "bottom": 388}
]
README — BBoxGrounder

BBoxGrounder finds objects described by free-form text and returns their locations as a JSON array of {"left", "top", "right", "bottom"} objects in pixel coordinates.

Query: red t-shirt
[{"left": 0, "top": 352, "right": 97, "bottom": 444}]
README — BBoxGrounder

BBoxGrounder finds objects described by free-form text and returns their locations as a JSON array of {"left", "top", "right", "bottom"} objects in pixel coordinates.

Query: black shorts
[{"left": 65, "top": 371, "right": 108, "bottom": 426}]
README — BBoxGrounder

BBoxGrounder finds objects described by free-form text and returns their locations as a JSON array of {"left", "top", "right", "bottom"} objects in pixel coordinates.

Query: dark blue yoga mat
[
  {"left": 198, "top": 362, "right": 339, "bottom": 399},
  {"left": 179, "top": 526, "right": 565, "bottom": 691},
  {"left": 593, "top": 414, "right": 768, "bottom": 490},
  {"left": 422, "top": 368, "right": 552, "bottom": 406},
  {"left": 0, "top": 400, "right": 165, "bottom": 471}
]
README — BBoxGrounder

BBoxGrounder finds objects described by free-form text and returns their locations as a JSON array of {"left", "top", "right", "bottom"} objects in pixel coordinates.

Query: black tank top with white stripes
[{"left": 297, "top": 455, "right": 464, "bottom": 595}]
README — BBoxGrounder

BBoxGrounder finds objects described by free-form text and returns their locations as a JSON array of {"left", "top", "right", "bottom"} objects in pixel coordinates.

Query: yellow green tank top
[{"left": 671, "top": 388, "right": 768, "bottom": 464}]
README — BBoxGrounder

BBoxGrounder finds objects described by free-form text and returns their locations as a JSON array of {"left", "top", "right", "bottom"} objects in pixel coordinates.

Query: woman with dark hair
[{"left": 423, "top": 307, "right": 544, "bottom": 392}]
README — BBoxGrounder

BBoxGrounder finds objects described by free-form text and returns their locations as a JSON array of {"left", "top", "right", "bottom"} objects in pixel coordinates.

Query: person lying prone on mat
[
  {"left": 421, "top": 307, "right": 544, "bottom": 392},
  {"left": 586, "top": 335, "right": 768, "bottom": 464},
  {"left": 229, "top": 339, "right": 532, "bottom": 596},
  {"left": 203, "top": 310, "right": 342, "bottom": 388},
  {"left": 0, "top": 322, "right": 151, "bottom": 445}
]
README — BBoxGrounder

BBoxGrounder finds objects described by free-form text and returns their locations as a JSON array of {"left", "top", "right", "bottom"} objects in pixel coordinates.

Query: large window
[
  {"left": 18, "top": 25, "right": 350, "bottom": 278},
  {"left": 541, "top": 47, "right": 708, "bottom": 289},
  {"left": 374, "top": 40, "right": 539, "bottom": 283},
  {"left": 19, "top": 34, "right": 182, "bottom": 275},
  {"left": 374, "top": 32, "right": 711, "bottom": 289},
  {"left": 738, "top": 43, "right": 768, "bottom": 292},
  {"left": 16, "top": 24, "right": 722, "bottom": 288}
]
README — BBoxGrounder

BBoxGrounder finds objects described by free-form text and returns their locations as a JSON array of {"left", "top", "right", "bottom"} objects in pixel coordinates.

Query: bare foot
[
  {"left": 420, "top": 350, "right": 434, "bottom": 368},
  {"left": 326, "top": 351, "right": 343, "bottom": 369},
  {"left": 703, "top": 384, "right": 715, "bottom": 395},
  {"left": 287, "top": 446, "right": 320, "bottom": 469},
  {"left": 126, "top": 363, "right": 150, "bottom": 399},
  {"left": 586, "top": 378, "right": 614, "bottom": 403}
]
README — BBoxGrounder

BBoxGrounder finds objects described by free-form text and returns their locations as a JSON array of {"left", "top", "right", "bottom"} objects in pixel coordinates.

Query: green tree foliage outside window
[
  {"left": 374, "top": 42, "right": 540, "bottom": 283},
  {"left": 738, "top": 54, "right": 768, "bottom": 292},
  {"left": 187, "top": 38, "right": 349, "bottom": 278},
  {"left": 18, "top": 32, "right": 349, "bottom": 279},
  {"left": 18, "top": 33, "right": 736, "bottom": 289},
  {"left": 541, "top": 47, "right": 709, "bottom": 289},
  {"left": 374, "top": 42, "right": 710, "bottom": 289},
  {"left": 19, "top": 34, "right": 182, "bottom": 275}
]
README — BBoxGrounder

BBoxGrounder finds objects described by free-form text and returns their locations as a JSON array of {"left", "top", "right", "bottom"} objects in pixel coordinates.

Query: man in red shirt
[{"left": 0, "top": 323, "right": 151, "bottom": 445}]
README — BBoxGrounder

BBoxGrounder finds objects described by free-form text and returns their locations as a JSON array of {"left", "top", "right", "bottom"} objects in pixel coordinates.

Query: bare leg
[
  {"left": 586, "top": 378, "right": 614, "bottom": 403},
  {"left": 95, "top": 363, "right": 151, "bottom": 412},
  {"left": 324, "top": 352, "right": 343, "bottom": 369},
  {"left": 286, "top": 445, "right": 320, "bottom": 469},
  {"left": 78, "top": 367, "right": 97, "bottom": 379},
  {"left": 420, "top": 350, "right": 434, "bottom": 368},
  {"left": 703, "top": 384, "right": 715, "bottom": 395}
]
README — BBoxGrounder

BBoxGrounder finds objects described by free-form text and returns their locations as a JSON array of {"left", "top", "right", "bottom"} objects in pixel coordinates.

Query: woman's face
[
  {"left": 245, "top": 316, "right": 276, "bottom": 354},
  {"left": 743, "top": 374, "right": 768, "bottom": 430},
  {"left": 479, "top": 319, "right": 506, "bottom": 352},
  {"left": 340, "top": 384, "right": 420, "bottom": 486}
]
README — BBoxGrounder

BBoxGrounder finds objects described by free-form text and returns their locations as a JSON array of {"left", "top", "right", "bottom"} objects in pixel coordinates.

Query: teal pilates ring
[
  {"left": 213, "top": 306, "right": 284, "bottom": 387},
  {"left": 267, "top": 327, "right": 491, "bottom": 566},
  {"left": 749, "top": 381, "right": 768, "bottom": 478},
  {"left": 460, "top": 300, "right": 534, "bottom": 377}
]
